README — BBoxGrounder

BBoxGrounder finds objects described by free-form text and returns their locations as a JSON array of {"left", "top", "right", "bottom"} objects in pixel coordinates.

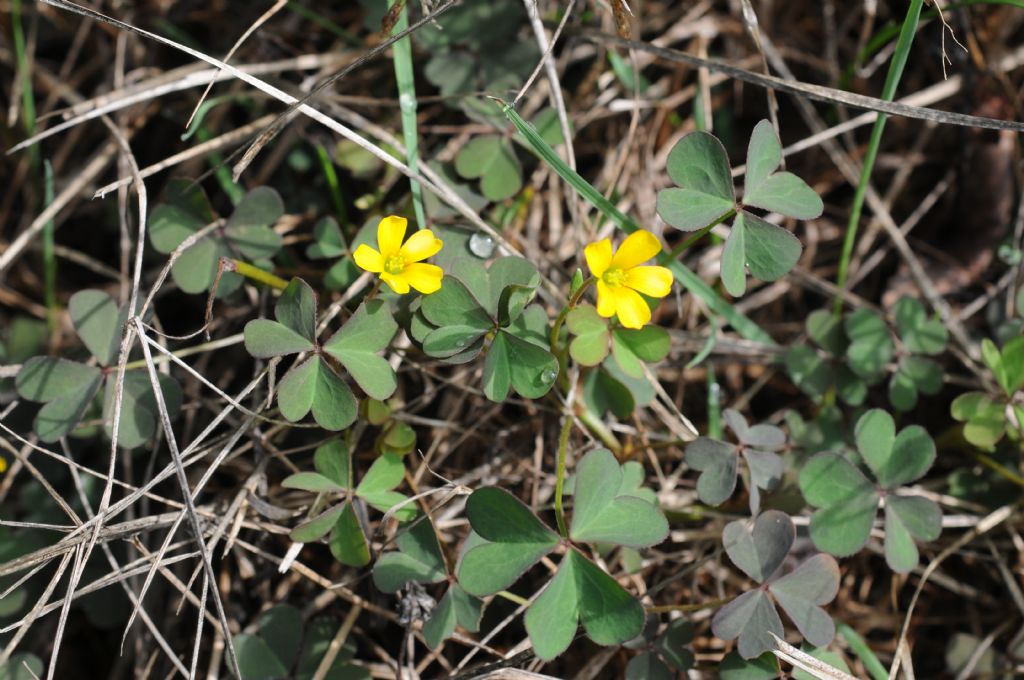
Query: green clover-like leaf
[
  {"left": 328, "top": 503, "right": 370, "bottom": 567},
  {"left": 150, "top": 182, "right": 283, "bottom": 294},
  {"left": 16, "top": 357, "right": 103, "bottom": 442},
  {"left": 422, "top": 583, "right": 484, "bottom": 650},
  {"left": 524, "top": 550, "right": 645, "bottom": 661},
  {"left": 711, "top": 590, "right": 783, "bottom": 660},
  {"left": 844, "top": 309, "right": 894, "bottom": 382},
  {"left": 102, "top": 370, "right": 183, "bottom": 449},
  {"left": 722, "top": 510, "right": 794, "bottom": 584},
  {"left": 720, "top": 211, "right": 802, "bottom": 297},
  {"left": 0, "top": 653, "right": 43, "bottom": 680},
  {"left": 951, "top": 391, "right": 1006, "bottom": 450},
  {"left": 243, "top": 278, "right": 318, "bottom": 358},
  {"left": 481, "top": 329, "right": 558, "bottom": 401},
  {"left": 322, "top": 299, "right": 398, "bottom": 401},
  {"left": 567, "top": 305, "right": 610, "bottom": 366},
  {"left": 685, "top": 410, "right": 785, "bottom": 513},
  {"left": 889, "top": 356, "right": 943, "bottom": 411},
  {"left": 801, "top": 409, "right": 941, "bottom": 571},
  {"left": 657, "top": 131, "right": 735, "bottom": 231},
  {"left": 454, "top": 135, "right": 523, "bottom": 202},
  {"left": 884, "top": 494, "right": 941, "bottom": 572},
  {"left": 289, "top": 503, "right": 346, "bottom": 543},
  {"left": 719, "top": 651, "right": 778, "bottom": 679},
  {"left": 295, "top": 616, "right": 368, "bottom": 680},
  {"left": 456, "top": 487, "right": 559, "bottom": 596},
  {"left": 355, "top": 452, "right": 415, "bottom": 521},
  {"left": 276, "top": 358, "right": 357, "bottom": 431},
  {"left": 767, "top": 554, "right": 839, "bottom": 648},
  {"left": 68, "top": 290, "right": 126, "bottom": 367},
  {"left": 583, "top": 364, "right": 636, "bottom": 419},
  {"left": 611, "top": 325, "right": 670, "bottom": 379},
  {"left": 714, "top": 512, "right": 838, "bottom": 660},
  {"left": 625, "top": 652, "right": 673, "bottom": 680},
  {"left": 306, "top": 216, "right": 347, "bottom": 260},
  {"left": 569, "top": 448, "right": 668, "bottom": 548},
  {"left": 234, "top": 605, "right": 367, "bottom": 680},
  {"left": 654, "top": 619, "right": 695, "bottom": 672},
  {"left": 742, "top": 120, "right": 823, "bottom": 220},
  {"left": 892, "top": 297, "right": 947, "bottom": 355},
  {"left": 372, "top": 515, "right": 448, "bottom": 592}
]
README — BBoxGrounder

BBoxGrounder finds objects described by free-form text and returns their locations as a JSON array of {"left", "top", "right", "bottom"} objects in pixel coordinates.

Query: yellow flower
[
  {"left": 584, "top": 230, "right": 673, "bottom": 329},
  {"left": 353, "top": 216, "right": 444, "bottom": 294}
]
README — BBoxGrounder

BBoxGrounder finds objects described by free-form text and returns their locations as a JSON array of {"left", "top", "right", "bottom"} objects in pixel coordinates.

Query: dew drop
[
  {"left": 541, "top": 368, "right": 557, "bottom": 384},
  {"left": 469, "top": 233, "right": 496, "bottom": 258}
]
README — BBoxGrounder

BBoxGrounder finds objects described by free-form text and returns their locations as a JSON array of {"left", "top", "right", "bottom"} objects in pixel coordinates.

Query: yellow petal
[
  {"left": 381, "top": 271, "right": 410, "bottom": 294},
  {"left": 595, "top": 280, "right": 617, "bottom": 318},
  {"left": 400, "top": 229, "right": 443, "bottom": 263},
  {"left": 613, "top": 286, "right": 652, "bottom": 329},
  {"left": 611, "top": 230, "right": 663, "bottom": 270},
  {"left": 625, "top": 266, "right": 673, "bottom": 298},
  {"left": 377, "top": 215, "right": 408, "bottom": 257},
  {"left": 584, "top": 238, "right": 613, "bottom": 278},
  {"left": 353, "top": 244, "right": 384, "bottom": 273},
  {"left": 402, "top": 263, "right": 444, "bottom": 294}
]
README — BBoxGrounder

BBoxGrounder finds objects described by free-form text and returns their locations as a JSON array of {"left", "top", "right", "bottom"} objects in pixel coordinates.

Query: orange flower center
[
  {"left": 602, "top": 267, "right": 627, "bottom": 288},
  {"left": 384, "top": 255, "right": 407, "bottom": 275}
]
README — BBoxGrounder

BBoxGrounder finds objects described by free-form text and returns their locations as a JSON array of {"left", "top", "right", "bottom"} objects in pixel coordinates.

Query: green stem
[
  {"left": 553, "top": 414, "right": 572, "bottom": 538},
  {"left": 549, "top": 277, "right": 595, "bottom": 353},
  {"left": 389, "top": 0, "right": 426, "bottom": 229},
  {"left": 971, "top": 449, "right": 1024, "bottom": 488},
  {"left": 832, "top": 0, "right": 925, "bottom": 316},
  {"left": 666, "top": 208, "right": 736, "bottom": 261},
  {"left": 577, "top": 404, "right": 621, "bottom": 453},
  {"left": 230, "top": 259, "right": 289, "bottom": 290},
  {"left": 495, "top": 590, "right": 530, "bottom": 607}
]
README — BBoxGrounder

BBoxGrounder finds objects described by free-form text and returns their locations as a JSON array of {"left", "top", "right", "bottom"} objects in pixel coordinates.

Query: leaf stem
[
  {"left": 229, "top": 258, "right": 289, "bottom": 291},
  {"left": 665, "top": 208, "right": 736, "bottom": 261},
  {"left": 970, "top": 449, "right": 1024, "bottom": 487},
  {"left": 495, "top": 590, "right": 530, "bottom": 607},
  {"left": 553, "top": 412, "right": 573, "bottom": 538},
  {"left": 577, "top": 404, "right": 621, "bottom": 453},
  {"left": 549, "top": 276, "right": 595, "bottom": 354}
]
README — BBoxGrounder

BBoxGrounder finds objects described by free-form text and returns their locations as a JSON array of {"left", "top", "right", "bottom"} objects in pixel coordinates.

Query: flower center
[
  {"left": 384, "top": 255, "right": 407, "bottom": 275},
  {"left": 602, "top": 267, "right": 627, "bottom": 288}
]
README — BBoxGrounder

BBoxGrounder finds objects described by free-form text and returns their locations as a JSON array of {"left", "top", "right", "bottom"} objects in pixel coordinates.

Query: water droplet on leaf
[{"left": 469, "top": 233, "right": 495, "bottom": 258}]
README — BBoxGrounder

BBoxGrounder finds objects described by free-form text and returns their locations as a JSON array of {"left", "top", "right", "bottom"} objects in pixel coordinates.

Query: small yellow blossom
[
  {"left": 353, "top": 216, "right": 444, "bottom": 294},
  {"left": 584, "top": 230, "right": 673, "bottom": 329}
]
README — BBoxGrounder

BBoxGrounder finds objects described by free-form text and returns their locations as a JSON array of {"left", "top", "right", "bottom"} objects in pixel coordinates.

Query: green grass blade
[
  {"left": 389, "top": 0, "right": 426, "bottom": 230},
  {"left": 833, "top": 0, "right": 924, "bottom": 315},
  {"left": 837, "top": 622, "right": 888, "bottom": 680},
  {"left": 315, "top": 143, "right": 348, "bottom": 226},
  {"left": 500, "top": 100, "right": 775, "bottom": 346}
]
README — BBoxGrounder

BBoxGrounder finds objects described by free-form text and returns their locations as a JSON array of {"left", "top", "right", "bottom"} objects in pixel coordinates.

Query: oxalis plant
[
  {"left": 17, "top": 117, "right": 945, "bottom": 675},
  {"left": 456, "top": 448, "right": 669, "bottom": 660}
]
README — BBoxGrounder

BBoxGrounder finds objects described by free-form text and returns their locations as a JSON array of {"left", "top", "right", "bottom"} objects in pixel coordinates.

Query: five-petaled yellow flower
[
  {"left": 584, "top": 230, "right": 673, "bottom": 329},
  {"left": 353, "top": 216, "right": 444, "bottom": 295}
]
